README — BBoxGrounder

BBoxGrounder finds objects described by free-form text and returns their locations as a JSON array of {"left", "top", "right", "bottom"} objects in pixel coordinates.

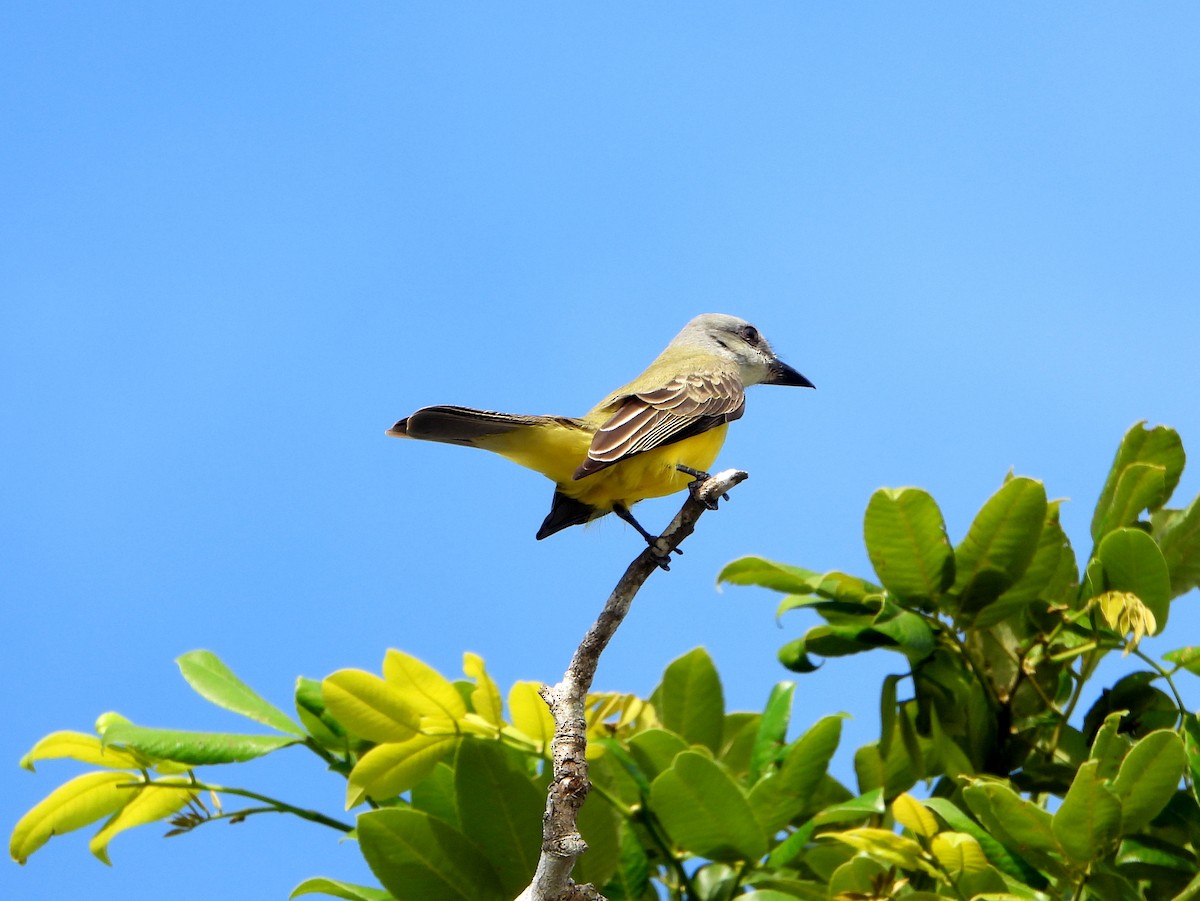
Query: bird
[{"left": 387, "top": 313, "right": 812, "bottom": 556}]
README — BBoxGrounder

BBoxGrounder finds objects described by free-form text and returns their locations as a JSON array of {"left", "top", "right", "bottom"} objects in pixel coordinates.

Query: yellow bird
[{"left": 387, "top": 313, "right": 812, "bottom": 550}]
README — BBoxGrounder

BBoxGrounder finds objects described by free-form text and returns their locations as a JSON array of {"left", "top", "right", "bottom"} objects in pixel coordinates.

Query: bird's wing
[{"left": 573, "top": 370, "right": 745, "bottom": 479}]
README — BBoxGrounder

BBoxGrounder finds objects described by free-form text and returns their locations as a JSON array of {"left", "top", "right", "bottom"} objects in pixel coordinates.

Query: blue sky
[{"left": 4, "top": 5, "right": 1200, "bottom": 899}]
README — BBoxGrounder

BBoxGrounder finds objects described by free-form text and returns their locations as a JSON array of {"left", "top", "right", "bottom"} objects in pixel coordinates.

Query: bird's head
[{"left": 673, "top": 313, "right": 814, "bottom": 389}]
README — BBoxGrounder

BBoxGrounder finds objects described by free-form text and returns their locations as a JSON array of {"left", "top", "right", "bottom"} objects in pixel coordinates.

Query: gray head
[{"left": 670, "top": 313, "right": 814, "bottom": 388}]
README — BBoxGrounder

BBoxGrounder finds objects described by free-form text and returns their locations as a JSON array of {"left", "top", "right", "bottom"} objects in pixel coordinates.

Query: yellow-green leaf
[
  {"left": 382, "top": 650, "right": 465, "bottom": 731},
  {"left": 828, "top": 827, "right": 935, "bottom": 874},
  {"left": 20, "top": 731, "right": 145, "bottom": 772},
  {"left": 89, "top": 779, "right": 196, "bottom": 864},
  {"left": 893, "top": 792, "right": 938, "bottom": 838},
  {"left": 323, "top": 670, "right": 421, "bottom": 743},
  {"left": 930, "top": 831, "right": 988, "bottom": 875},
  {"left": 10, "top": 771, "right": 134, "bottom": 864},
  {"left": 508, "top": 682, "right": 554, "bottom": 753},
  {"left": 462, "top": 653, "right": 503, "bottom": 727},
  {"left": 346, "top": 733, "right": 457, "bottom": 808}
]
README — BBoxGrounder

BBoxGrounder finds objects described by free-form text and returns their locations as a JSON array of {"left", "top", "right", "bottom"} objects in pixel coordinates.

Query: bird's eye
[{"left": 740, "top": 325, "right": 760, "bottom": 345}]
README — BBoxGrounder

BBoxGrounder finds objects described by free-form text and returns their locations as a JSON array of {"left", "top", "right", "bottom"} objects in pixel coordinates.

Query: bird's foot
[
  {"left": 676, "top": 464, "right": 729, "bottom": 509},
  {"left": 614, "top": 503, "right": 680, "bottom": 569}
]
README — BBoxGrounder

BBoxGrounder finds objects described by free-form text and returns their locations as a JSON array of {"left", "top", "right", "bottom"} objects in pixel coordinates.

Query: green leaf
[
  {"left": 652, "top": 648, "right": 724, "bottom": 753},
  {"left": 693, "top": 862, "right": 737, "bottom": 900},
  {"left": 1183, "top": 715, "right": 1200, "bottom": 801},
  {"left": 921, "top": 796, "right": 1042, "bottom": 886},
  {"left": 10, "top": 771, "right": 134, "bottom": 864},
  {"left": 1111, "top": 729, "right": 1188, "bottom": 833},
  {"left": 962, "top": 781, "right": 1062, "bottom": 861},
  {"left": 101, "top": 722, "right": 299, "bottom": 765},
  {"left": 776, "top": 638, "right": 820, "bottom": 673},
  {"left": 1099, "top": 463, "right": 1168, "bottom": 537},
  {"left": 1082, "top": 672, "right": 1178, "bottom": 741},
  {"left": 952, "top": 477, "right": 1048, "bottom": 613},
  {"left": 748, "top": 682, "right": 794, "bottom": 784},
  {"left": 410, "top": 762, "right": 459, "bottom": 829},
  {"left": 981, "top": 504, "right": 1076, "bottom": 623},
  {"left": 628, "top": 729, "right": 689, "bottom": 781},
  {"left": 748, "top": 715, "right": 843, "bottom": 832},
  {"left": 1154, "top": 493, "right": 1200, "bottom": 598},
  {"left": 719, "top": 711, "right": 762, "bottom": 777},
  {"left": 1089, "top": 712, "right": 1132, "bottom": 780},
  {"left": 1164, "top": 647, "right": 1200, "bottom": 676},
  {"left": 1175, "top": 869, "right": 1200, "bottom": 901},
  {"left": 863, "top": 487, "right": 955, "bottom": 603},
  {"left": 601, "top": 821, "right": 651, "bottom": 901},
  {"left": 296, "top": 676, "right": 350, "bottom": 748},
  {"left": 649, "top": 750, "right": 767, "bottom": 862},
  {"left": 811, "top": 570, "right": 882, "bottom": 604},
  {"left": 289, "top": 877, "right": 393, "bottom": 900},
  {"left": 827, "top": 854, "right": 888, "bottom": 895},
  {"left": 1052, "top": 760, "right": 1122, "bottom": 863},
  {"left": 812, "top": 787, "right": 885, "bottom": 826},
  {"left": 1095, "top": 527, "right": 1172, "bottom": 631},
  {"left": 453, "top": 740, "right": 541, "bottom": 896},
  {"left": 574, "top": 791, "right": 620, "bottom": 890},
  {"left": 89, "top": 779, "right": 195, "bottom": 864},
  {"left": 1092, "top": 422, "right": 1184, "bottom": 542},
  {"left": 717, "top": 556, "right": 822, "bottom": 594},
  {"left": 869, "top": 607, "right": 935, "bottom": 660},
  {"left": 1087, "top": 861, "right": 1147, "bottom": 901},
  {"left": 357, "top": 808, "right": 503, "bottom": 901},
  {"left": 346, "top": 733, "right": 457, "bottom": 807},
  {"left": 879, "top": 674, "right": 900, "bottom": 760},
  {"left": 177, "top": 650, "right": 304, "bottom": 736}
]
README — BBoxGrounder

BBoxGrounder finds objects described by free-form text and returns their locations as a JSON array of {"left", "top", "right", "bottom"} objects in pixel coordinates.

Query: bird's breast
[{"left": 562, "top": 425, "right": 728, "bottom": 512}]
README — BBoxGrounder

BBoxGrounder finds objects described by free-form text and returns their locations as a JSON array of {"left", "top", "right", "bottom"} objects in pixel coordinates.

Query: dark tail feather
[
  {"left": 387, "top": 405, "right": 584, "bottom": 446},
  {"left": 536, "top": 491, "right": 598, "bottom": 539}
]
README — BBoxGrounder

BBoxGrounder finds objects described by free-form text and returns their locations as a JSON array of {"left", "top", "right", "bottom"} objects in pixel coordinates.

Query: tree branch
[{"left": 516, "top": 469, "right": 749, "bottom": 901}]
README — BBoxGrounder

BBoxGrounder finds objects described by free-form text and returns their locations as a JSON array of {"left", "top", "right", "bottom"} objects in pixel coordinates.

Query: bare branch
[{"left": 516, "top": 469, "right": 749, "bottom": 901}]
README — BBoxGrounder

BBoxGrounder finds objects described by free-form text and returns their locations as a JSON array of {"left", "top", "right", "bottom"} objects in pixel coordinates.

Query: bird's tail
[
  {"left": 388, "top": 405, "right": 591, "bottom": 485},
  {"left": 387, "top": 405, "right": 583, "bottom": 445}
]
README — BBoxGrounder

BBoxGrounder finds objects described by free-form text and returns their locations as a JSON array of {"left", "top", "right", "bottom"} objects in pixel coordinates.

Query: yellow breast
[{"left": 559, "top": 425, "right": 728, "bottom": 512}]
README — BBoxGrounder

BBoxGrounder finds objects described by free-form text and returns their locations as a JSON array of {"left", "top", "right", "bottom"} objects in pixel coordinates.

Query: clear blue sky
[{"left": 5, "top": 5, "right": 1200, "bottom": 899}]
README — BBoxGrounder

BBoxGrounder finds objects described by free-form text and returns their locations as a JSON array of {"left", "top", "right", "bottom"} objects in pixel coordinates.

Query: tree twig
[{"left": 515, "top": 469, "right": 749, "bottom": 901}]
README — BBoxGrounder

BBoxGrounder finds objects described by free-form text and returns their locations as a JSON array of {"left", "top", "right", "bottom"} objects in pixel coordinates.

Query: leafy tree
[{"left": 11, "top": 423, "right": 1200, "bottom": 899}]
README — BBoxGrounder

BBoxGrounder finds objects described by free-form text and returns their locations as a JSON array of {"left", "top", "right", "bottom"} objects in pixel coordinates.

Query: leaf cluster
[
  {"left": 11, "top": 422, "right": 1200, "bottom": 900},
  {"left": 719, "top": 422, "right": 1200, "bottom": 899}
]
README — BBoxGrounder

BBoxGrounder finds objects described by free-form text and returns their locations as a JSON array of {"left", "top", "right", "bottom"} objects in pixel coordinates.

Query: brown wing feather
[{"left": 573, "top": 370, "right": 745, "bottom": 479}]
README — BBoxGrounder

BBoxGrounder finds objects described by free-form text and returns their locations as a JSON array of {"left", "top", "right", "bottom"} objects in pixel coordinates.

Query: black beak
[{"left": 766, "top": 360, "right": 814, "bottom": 388}]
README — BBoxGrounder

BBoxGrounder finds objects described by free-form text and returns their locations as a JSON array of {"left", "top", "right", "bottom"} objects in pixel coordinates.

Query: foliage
[{"left": 11, "top": 422, "right": 1200, "bottom": 900}]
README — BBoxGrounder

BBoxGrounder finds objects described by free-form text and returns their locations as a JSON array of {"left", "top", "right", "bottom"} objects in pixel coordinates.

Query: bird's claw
[
  {"left": 647, "top": 539, "right": 682, "bottom": 570},
  {"left": 677, "top": 464, "right": 728, "bottom": 510}
]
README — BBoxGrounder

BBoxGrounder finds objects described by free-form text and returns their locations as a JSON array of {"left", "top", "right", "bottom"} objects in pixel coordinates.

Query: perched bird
[{"left": 387, "top": 313, "right": 812, "bottom": 552}]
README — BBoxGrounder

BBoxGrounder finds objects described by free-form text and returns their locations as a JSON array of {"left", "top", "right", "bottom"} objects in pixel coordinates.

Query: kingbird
[{"left": 387, "top": 313, "right": 812, "bottom": 549}]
